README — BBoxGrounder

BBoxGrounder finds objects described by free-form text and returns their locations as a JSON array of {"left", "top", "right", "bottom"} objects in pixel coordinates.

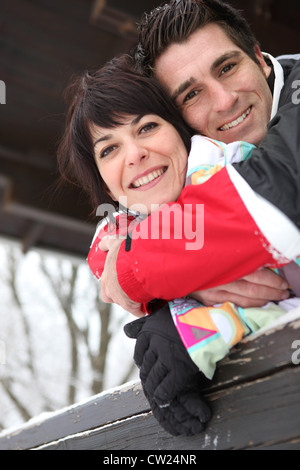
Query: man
[
  {"left": 100, "top": 0, "right": 300, "bottom": 311},
  {"left": 97, "top": 0, "right": 300, "bottom": 434}
]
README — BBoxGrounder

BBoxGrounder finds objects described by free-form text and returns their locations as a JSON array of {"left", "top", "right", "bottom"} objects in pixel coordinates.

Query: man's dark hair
[{"left": 135, "top": 0, "right": 260, "bottom": 75}]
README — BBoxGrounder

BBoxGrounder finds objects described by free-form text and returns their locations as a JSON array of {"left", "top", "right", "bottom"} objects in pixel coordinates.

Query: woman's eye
[
  {"left": 140, "top": 122, "right": 158, "bottom": 134},
  {"left": 100, "top": 145, "right": 117, "bottom": 158}
]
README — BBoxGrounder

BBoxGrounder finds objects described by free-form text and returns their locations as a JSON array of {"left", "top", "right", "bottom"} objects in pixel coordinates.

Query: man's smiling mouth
[
  {"left": 130, "top": 167, "right": 167, "bottom": 188},
  {"left": 219, "top": 106, "right": 252, "bottom": 131}
]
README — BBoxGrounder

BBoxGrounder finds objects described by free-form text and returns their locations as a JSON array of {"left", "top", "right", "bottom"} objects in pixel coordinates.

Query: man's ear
[{"left": 254, "top": 45, "right": 272, "bottom": 80}]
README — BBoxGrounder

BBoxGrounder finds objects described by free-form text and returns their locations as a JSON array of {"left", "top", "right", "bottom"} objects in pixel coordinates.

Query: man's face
[{"left": 154, "top": 23, "right": 273, "bottom": 146}]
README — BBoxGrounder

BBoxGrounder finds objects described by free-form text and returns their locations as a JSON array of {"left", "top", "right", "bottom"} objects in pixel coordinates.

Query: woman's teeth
[
  {"left": 219, "top": 107, "right": 251, "bottom": 131},
  {"left": 131, "top": 168, "right": 166, "bottom": 188}
]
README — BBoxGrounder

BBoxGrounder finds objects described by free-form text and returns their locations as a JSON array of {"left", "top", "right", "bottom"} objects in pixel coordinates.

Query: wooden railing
[{"left": 1, "top": 309, "right": 300, "bottom": 450}]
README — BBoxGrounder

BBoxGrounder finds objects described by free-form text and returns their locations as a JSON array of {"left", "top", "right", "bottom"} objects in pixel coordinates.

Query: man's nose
[
  {"left": 211, "top": 82, "right": 238, "bottom": 113},
  {"left": 125, "top": 140, "right": 149, "bottom": 166}
]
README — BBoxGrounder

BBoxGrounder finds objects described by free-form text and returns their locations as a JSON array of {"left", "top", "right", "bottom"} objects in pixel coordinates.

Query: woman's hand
[
  {"left": 99, "top": 236, "right": 145, "bottom": 317},
  {"left": 190, "top": 268, "right": 290, "bottom": 307}
]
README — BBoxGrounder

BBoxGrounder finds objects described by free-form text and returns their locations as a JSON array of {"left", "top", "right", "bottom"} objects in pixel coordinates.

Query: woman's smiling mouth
[
  {"left": 218, "top": 106, "right": 252, "bottom": 131},
  {"left": 130, "top": 167, "right": 167, "bottom": 188}
]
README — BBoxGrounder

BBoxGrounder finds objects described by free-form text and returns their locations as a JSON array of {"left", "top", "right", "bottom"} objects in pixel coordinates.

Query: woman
[{"left": 57, "top": 55, "right": 211, "bottom": 435}]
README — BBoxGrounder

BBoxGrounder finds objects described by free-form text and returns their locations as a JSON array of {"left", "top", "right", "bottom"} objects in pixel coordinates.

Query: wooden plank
[
  {"left": 0, "top": 175, "right": 12, "bottom": 208},
  {"left": 257, "top": 439, "right": 300, "bottom": 450},
  {"left": 35, "top": 367, "right": 300, "bottom": 450},
  {"left": 91, "top": 0, "right": 107, "bottom": 21},
  {"left": 0, "top": 383, "right": 149, "bottom": 451},
  {"left": 4, "top": 203, "right": 95, "bottom": 235},
  {"left": 0, "top": 0, "right": 121, "bottom": 153},
  {"left": 0, "top": 150, "right": 92, "bottom": 219},
  {"left": 210, "top": 310, "right": 300, "bottom": 390},
  {"left": 21, "top": 221, "right": 45, "bottom": 254},
  {"left": 91, "top": 0, "right": 158, "bottom": 24}
]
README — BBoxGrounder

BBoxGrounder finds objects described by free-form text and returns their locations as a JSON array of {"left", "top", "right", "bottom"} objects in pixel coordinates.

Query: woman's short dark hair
[
  {"left": 135, "top": 0, "right": 260, "bottom": 75},
  {"left": 57, "top": 55, "right": 192, "bottom": 213}
]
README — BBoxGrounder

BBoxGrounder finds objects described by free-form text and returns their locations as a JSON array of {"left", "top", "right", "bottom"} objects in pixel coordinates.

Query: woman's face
[{"left": 92, "top": 114, "right": 188, "bottom": 214}]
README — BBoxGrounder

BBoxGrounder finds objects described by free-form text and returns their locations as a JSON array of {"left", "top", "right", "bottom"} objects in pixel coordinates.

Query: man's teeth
[
  {"left": 219, "top": 107, "right": 251, "bottom": 131},
  {"left": 132, "top": 168, "right": 165, "bottom": 188}
]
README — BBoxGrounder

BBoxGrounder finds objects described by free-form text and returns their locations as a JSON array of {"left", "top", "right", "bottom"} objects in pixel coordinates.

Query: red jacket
[{"left": 88, "top": 167, "right": 292, "bottom": 304}]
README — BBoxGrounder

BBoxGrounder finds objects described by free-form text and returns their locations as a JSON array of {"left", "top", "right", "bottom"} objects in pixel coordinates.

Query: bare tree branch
[
  {"left": 5, "top": 248, "right": 35, "bottom": 375},
  {"left": 39, "top": 258, "right": 80, "bottom": 404},
  {"left": 0, "top": 378, "right": 31, "bottom": 423},
  {"left": 91, "top": 297, "right": 112, "bottom": 394}
]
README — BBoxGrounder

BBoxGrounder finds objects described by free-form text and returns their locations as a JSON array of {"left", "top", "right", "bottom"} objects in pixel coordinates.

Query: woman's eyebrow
[
  {"left": 131, "top": 114, "right": 144, "bottom": 126},
  {"left": 93, "top": 134, "right": 112, "bottom": 148},
  {"left": 93, "top": 115, "right": 144, "bottom": 148}
]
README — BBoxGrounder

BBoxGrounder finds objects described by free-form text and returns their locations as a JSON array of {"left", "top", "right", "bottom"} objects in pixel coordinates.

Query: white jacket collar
[{"left": 262, "top": 52, "right": 285, "bottom": 119}]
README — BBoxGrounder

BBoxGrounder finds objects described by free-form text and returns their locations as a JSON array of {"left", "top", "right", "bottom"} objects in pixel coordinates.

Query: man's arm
[
  {"left": 113, "top": 167, "right": 298, "bottom": 303},
  {"left": 92, "top": 197, "right": 288, "bottom": 311},
  {"left": 100, "top": 239, "right": 289, "bottom": 313},
  {"left": 190, "top": 268, "right": 289, "bottom": 307}
]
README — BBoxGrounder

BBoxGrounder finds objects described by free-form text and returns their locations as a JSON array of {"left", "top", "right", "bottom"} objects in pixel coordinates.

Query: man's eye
[
  {"left": 100, "top": 145, "right": 117, "bottom": 158},
  {"left": 221, "top": 63, "right": 235, "bottom": 75},
  {"left": 140, "top": 122, "right": 158, "bottom": 134},
  {"left": 183, "top": 90, "right": 198, "bottom": 104}
]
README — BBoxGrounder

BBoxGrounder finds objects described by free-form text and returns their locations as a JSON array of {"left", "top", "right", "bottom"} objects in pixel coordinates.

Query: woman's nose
[{"left": 125, "top": 141, "right": 149, "bottom": 166}]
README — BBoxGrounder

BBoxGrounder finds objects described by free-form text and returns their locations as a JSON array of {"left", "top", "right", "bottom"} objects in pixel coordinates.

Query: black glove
[{"left": 124, "top": 305, "right": 211, "bottom": 436}]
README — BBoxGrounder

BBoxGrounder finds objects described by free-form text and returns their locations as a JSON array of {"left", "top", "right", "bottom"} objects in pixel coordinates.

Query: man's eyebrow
[
  {"left": 171, "top": 78, "right": 196, "bottom": 102},
  {"left": 211, "top": 50, "right": 242, "bottom": 71}
]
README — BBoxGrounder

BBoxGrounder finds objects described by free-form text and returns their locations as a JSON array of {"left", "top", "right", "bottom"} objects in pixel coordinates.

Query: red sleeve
[
  {"left": 87, "top": 214, "right": 135, "bottom": 280},
  {"left": 116, "top": 167, "right": 287, "bottom": 303},
  {"left": 87, "top": 222, "right": 112, "bottom": 280}
]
